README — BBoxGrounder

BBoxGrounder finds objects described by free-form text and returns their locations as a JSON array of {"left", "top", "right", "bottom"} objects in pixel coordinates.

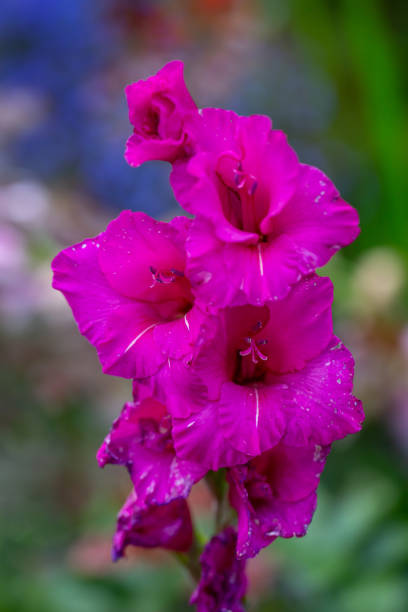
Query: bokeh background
[{"left": 1, "top": 1, "right": 407, "bottom": 610}]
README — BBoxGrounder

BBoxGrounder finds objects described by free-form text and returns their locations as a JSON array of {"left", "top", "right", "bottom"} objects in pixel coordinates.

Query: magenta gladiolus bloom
[
  {"left": 125, "top": 60, "right": 198, "bottom": 167},
  {"left": 164, "top": 275, "right": 363, "bottom": 469},
  {"left": 52, "top": 211, "right": 210, "bottom": 379},
  {"left": 171, "top": 109, "right": 360, "bottom": 308},
  {"left": 190, "top": 527, "right": 247, "bottom": 612},
  {"left": 112, "top": 490, "right": 193, "bottom": 560},
  {"left": 227, "top": 442, "right": 330, "bottom": 559}
]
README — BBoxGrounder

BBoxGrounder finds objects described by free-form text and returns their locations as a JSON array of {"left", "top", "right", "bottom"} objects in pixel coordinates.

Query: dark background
[{"left": 1, "top": 1, "right": 407, "bottom": 610}]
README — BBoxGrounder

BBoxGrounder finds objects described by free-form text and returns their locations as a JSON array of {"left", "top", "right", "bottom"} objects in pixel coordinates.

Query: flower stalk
[{"left": 51, "top": 59, "right": 364, "bottom": 611}]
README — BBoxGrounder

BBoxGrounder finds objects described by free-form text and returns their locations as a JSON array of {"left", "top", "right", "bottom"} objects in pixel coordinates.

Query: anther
[
  {"left": 233, "top": 164, "right": 258, "bottom": 196},
  {"left": 149, "top": 266, "right": 184, "bottom": 287},
  {"left": 247, "top": 176, "right": 258, "bottom": 196},
  {"left": 170, "top": 268, "right": 184, "bottom": 278}
]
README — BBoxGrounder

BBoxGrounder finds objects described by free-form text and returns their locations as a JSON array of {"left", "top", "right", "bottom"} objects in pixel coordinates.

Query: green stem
[
  {"left": 205, "top": 470, "right": 235, "bottom": 531},
  {"left": 173, "top": 472, "right": 236, "bottom": 584},
  {"left": 172, "top": 528, "right": 203, "bottom": 583}
]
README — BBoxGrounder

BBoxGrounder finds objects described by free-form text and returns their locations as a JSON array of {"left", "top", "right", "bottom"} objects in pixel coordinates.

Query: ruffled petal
[
  {"left": 262, "top": 164, "right": 360, "bottom": 267},
  {"left": 153, "top": 302, "right": 215, "bottom": 363},
  {"left": 228, "top": 442, "right": 330, "bottom": 559},
  {"left": 171, "top": 109, "right": 260, "bottom": 244},
  {"left": 187, "top": 226, "right": 334, "bottom": 309},
  {"left": 252, "top": 442, "right": 330, "bottom": 502},
  {"left": 172, "top": 404, "right": 251, "bottom": 471},
  {"left": 52, "top": 237, "right": 166, "bottom": 378},
  {"left": 186, "top": 219, "right": 257, "bottom": 309},
  {"left": 158, "top": 361, "right": 209, "bottom": 419},
  {"left": 97, "top": 399, "right": 206, "bottom": 505},
  {"left": 268, "top": 336, "right": 364, "bottom": 447},
  {"left": 190, "top": 527, "right": 247, "bottom": 612},
  {"left": 259, "top": 274, "right": 333, "bottom": 372},
  {"left": 218, "top": 336, "right": 362, "bottom": 455},
  {"left": 126, "top": 62, "right": 196, "bottom": 127},
  {"left": 218, "top": 382, "right": 286, "bottom": 456},
  {"left": 172, "top": 152, "right": 257, "bottom": 245},
  {"left": 98, "top": 210, "right": 190, "bottom": 304},
  {"left": 125, "top": 60, "right": 198, "bottom": 166},
  {"left": 112, "top": 491, "right": 193, "bottom": 559},
  {"left": 237, "top": 117, "right": 299, "bottom": 220},
  {"left": 185, "top": 107, "right": 243, "bottom": 155},
  {"left": 227, "top": 465, "right": 274, "bottom": 559},
  {"left": 159, "top": 316, "right": 227, "bottom": 419},
  {"left": 52, "top": 210, "right": 209, "bottom": 378},
  {"left": 125, "top": 133, "right": 186, "bottom": 168}
]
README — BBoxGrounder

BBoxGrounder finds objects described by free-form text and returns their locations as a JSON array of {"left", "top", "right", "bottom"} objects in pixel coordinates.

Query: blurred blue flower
[{"left": 1, "top": 0, "right": 165, "bottom": 211}]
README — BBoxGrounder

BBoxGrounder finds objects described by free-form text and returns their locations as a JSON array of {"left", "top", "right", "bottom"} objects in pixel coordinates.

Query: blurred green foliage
[{"left": 289, "top": 0, "right": 408, "bottom": 251}]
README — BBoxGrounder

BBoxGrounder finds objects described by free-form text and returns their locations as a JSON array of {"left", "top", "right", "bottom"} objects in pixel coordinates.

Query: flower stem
[
  {"left": 172, "top": 528, "right": 203, "bottom": 582},
  {"left": 205, "top": 470, "right": 234, "bottom": 531}
]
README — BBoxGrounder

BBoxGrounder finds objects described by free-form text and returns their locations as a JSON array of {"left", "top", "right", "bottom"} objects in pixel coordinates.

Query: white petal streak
[
  {"left": 184, "top": 314, "right": 190, "bottom": 332},
  {"left": 257, "top": 244, "right": 264, "bottom": 277},
  {"left": 124, "top": 323, "right": 156, "bottom": 353},
  {"left": 254, "top": 387, "right": 260, "bottom": 428}
]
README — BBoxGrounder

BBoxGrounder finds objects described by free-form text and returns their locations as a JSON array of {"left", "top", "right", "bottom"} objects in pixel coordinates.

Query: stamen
[
  {"left": 248, "top": 177, "right": 258, "bottom": 196},
  {"left": 232, "top": 164, "right": 258, "bottom": 196},
  {"left": 239, "top": 337, "right": 268, "bottom": 364},
  {"left": 233, "top": 163, "right": 246, "bottom": 189}
]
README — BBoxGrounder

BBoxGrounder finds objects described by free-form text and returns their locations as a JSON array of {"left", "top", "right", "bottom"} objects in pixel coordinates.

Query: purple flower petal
[
  {"left": 228, "top": 442, "right": 330, "bottom": 559},
  {"left": 125, "top": 61, "right": 198, "bottom": 167},
  {"left": 171, "top": 108, "right": 358, "bottom": 307},
  {"left": 112, "top": 491, "right": 193, "bottom": 560},
  {"left": 52, "top": 210, "right": 210, "bottom": 379},
  {"left": 218, "top": 336, "right": 363, "bottom": 456},
  {"left": 98, "top": 398, "right": 206, "bottom": 505},
  {"left": 256, "top": 274, "right": 334, "bottom": 372},
  {"left": 261, "top": 164, "right": 361, "bottom": 265},
  {"left": 190, "top": 527, "right": 247, "bottom": 612},
  {"left": 172, "top": 404, "right": 251, "bottom": 471},
  {"left": 162, "top": 276, "right": 361, "bottom": 464},
  {"left": 270, "top": 336, "right": 365, "bottom": 447},
  {"left": 173, "top": 109, "right": 298, "bottom": 243},
  {"left": 98, "top": 211, "right": 190, "bottom": 304},
  {"left": 51, "top": 235, "right": 164, "bottom": 378}
]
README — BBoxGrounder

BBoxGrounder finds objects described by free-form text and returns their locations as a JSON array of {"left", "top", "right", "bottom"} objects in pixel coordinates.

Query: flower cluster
[{"left": 52, "top": 61, "right": 363, "bottom": 611}]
